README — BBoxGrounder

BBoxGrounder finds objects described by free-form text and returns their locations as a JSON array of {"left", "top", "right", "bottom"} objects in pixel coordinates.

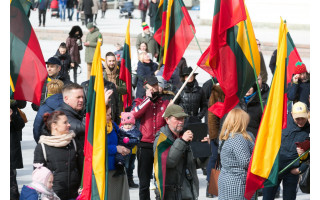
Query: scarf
[
  {"left": 38, "top": 131, "right": 76, "bottom": 147},
  {"left": 244, "top": 91, "right": 256, "bottom": 104},
  {"left": 29, "top": 183, "right": 60, "bottom": 200},
  {"left": 104, "top": 65, "right": 117, "bottom": 85},
  {"left": 106, "top": 121, "right": 113, "bottom": 134}
]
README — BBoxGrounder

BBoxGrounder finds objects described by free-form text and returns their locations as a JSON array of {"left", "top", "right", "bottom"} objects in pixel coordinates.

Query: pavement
[{"left": 15, "top": 7, "right": 311, "bottom": 200}]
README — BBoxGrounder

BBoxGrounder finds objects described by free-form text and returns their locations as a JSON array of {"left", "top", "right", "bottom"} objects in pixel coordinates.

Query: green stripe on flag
[{"left": 264, "top": 153, "right": 279, "bottom": 187}]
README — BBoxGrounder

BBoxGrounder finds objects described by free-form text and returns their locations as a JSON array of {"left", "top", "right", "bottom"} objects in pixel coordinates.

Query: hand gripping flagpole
[{"left": 278, "top": 149, "right": 310, "bottom": 175}]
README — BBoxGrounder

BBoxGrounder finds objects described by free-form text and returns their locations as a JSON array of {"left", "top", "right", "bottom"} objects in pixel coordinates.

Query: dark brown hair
[{"left": 43, "top": 111, "right": 66, "bottom": 132}]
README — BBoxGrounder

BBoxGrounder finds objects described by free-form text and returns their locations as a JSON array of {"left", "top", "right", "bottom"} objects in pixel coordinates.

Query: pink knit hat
[
  {"left": 32, "top": 163, "right": 53, "bottom": 186},
  {"left": 121, "top": 112, "right": 135, "bottom": 125}
]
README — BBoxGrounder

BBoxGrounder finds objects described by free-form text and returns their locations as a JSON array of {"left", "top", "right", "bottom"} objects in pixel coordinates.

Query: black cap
[
  {"left": 181, "top": 66, "right": 198, "bottom": 76},
  {"left": 45, "top": 57, "right": 61, "bottom": 66},
  {"left": 144, "top": 76, "right": 158, "bottom": 86}
]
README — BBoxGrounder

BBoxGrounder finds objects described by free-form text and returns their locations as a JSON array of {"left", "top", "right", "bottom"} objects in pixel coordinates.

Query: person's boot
[
  {"left": 128, "top": 176, "right": 139, "bottom": 188},
  {"left": 112, "top": 163, "right": 125, "bottom": 177}
]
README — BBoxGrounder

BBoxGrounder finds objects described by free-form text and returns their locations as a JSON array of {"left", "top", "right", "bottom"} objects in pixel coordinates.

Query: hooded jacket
[{"left": 33, "top": 94, "right": 64, "bottom": 143}]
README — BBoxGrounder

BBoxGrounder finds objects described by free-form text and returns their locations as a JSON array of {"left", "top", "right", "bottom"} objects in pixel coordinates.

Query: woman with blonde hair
[{"left": 218, "top": 108, "right": 255, "bottom": 200}]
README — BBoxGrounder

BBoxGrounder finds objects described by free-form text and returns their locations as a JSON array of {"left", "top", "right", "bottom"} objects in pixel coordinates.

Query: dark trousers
[
  {"left": 85, "top": 14, "right": 93, "bottom": 26},
  {"left": 125, "top": 153, "right": 136, "bottom": 178},
  {"left": 263, "top": 172, "right": 299, "bottom": 200},
  {"left": 206, "top": 139, "right": 218, "bottom": 182},
  {"left": 137, "top": 146, "right": 154, "bottom": 200},
  {"left": 140, "top": 10, "right": 147, "bottom": 23},
  {"left": 67, "top": 7, "right": 74, "bottom": 20},
  {"left": 38, "top": 9, "right": 46, "bottom": 25},
  {"left": 10, "top": 168, "right": 19, "bottom": 200},
  {"left": 70, "top": 65, "right": 78, "bottom": 83}
]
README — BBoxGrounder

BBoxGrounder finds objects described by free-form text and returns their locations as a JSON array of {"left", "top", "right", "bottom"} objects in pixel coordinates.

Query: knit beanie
[
  {"left": 294, "top": 61, "right": 307, "bottom": 74},
  {"left": 32, "top": 163, "right": 53, "bottom": 186},
  {"left": 142, "top": 22, "right": 149, "bottom": 31},
  {"left": 121, "top": 112, "right": 135, "bottom": 125}
]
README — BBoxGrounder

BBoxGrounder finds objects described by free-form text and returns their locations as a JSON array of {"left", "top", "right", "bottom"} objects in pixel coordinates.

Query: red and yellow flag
[
  {"left": 80, "top": 38, "right": 108, "bottom": 200},
  {"left": 244, "top": 18, "right": 288, "bottom": 199}
]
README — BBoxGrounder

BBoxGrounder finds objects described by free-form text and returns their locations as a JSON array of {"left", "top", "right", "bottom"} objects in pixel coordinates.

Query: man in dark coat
[
  {"left": 263, "top": 102, "right": 310, "bottom": 200},
  {"left": 81, "top": 0, "right": 94, "bottom": 26},
  {"left": 10, "top": 100, "right": 26, "bottom": 200},
  {"left": 31, "top": 57, "right": 72, "bottom": 111},
  {"left": 81, "top": 78, "right": 120, "bottom": 124},
  {"left": 55, "top": 83, "right": 85, "bottom": 149},
  {"left": 153, "top": 104, "right": 199, "bottom": 200},
  {"left": 34, "top": 0, "right": 50, "bottom": 27},
  {"left": 148, "top": 0, "right": 159, "bottom": 32}
]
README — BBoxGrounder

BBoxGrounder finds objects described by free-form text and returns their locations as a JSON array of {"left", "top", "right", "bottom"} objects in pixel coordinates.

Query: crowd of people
[{"left": 11, "top": 1, "right": 310, "bottom": 200}]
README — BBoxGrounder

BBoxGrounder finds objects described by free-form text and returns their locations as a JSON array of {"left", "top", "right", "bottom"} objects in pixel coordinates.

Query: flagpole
[
  {"left": 278, "top": 149, "right": 310, "bottom": 175},
  {"left": 243, "top": 20, "right": 264, "bottom": 113}
]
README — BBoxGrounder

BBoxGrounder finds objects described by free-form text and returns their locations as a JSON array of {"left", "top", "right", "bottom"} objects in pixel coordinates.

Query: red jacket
[
  {"left": 138, "top": 0, "right": 149, "bottom": 11},
  {"left": 132, "top": 97, "right": 169, "bottom": 143}
]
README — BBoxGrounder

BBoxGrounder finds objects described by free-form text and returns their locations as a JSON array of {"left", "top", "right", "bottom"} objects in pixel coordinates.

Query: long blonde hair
[{"left": 219, "top": 108, "right": 252, "bottom": 142}]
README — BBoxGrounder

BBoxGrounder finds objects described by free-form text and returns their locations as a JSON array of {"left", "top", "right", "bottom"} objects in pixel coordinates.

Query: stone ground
[{"left": 15, "top": 7, "right": 311, "bottom": 200}]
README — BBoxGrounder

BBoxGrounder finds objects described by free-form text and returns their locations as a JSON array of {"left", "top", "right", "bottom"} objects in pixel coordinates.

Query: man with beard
[
  {"left": 103, "top": 52, "right": 127, "bottom": 115},
  {"left": 132, "top": 76, "right": 170, "bottom": 200},
  {"left": 153, "top": 104, "right": 199, "bottom": 200}
]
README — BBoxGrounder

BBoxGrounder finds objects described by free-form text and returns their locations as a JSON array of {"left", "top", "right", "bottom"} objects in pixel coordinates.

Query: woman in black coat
[{"left": 34, "top": 111, "right": 83, "bottom": 200}]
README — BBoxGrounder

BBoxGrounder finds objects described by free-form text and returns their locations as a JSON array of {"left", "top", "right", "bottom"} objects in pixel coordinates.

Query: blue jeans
[
  {"left": 67, "top": 7, "right": 74, "bottom": 20},
  {"left": 263, "top": 172, "right": 299, "bottom": 200},
  {"left": 206, "top": 139, "right": 218, "bottom": 182},
  {"left": 59, "top": 4, "right": 66, "bottom": 20}
]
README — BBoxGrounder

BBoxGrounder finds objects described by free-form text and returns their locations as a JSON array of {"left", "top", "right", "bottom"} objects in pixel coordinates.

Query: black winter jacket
[
  {"left": 82, "top": 0, "right": 93, "bottom": 14},
  {"left": 239, "top": 92, "right": 263, "bottom": 138},
  {"left": 10, "top": 106, "right": 25, "bottom": 169},
  {"left": 174, "top": 80, "right": 208, "bottom": 120},
  {"left": 55, "top": 102, "right": 85, "bottom": 148},
  {"left": 81, "top": 79, "right": 120, "bottom": 124},
  {"left": 34, "top": 138, "right": 83, "bottom": 200},
  {"left": 279, "top": 114, "right": 310, "bottom": 176},
  {"left": 55, "top": 50, "right": 72, "bottom": 81}
]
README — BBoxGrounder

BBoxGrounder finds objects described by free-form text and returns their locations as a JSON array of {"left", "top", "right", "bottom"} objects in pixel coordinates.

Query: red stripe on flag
[
  {"left": 154, "top": 11, "right": 167, "bottom": 46},
  {"left": 244, "top": 159, "right": 266, "bottom": 199},
  {"left": 80, "top": 112, "right": 93, "bottom": 200},
  {"left": 162, "top": 16, "right": 194, "bottom": 81},
  {"left": 14, "top": 29, "right": 47, "bottom": 105},
  {"left": 160, "top": 146, "right": 170, "bottom": 198},
  {"left": 120, "top": 58, "right": 132, "bottom": 108}
]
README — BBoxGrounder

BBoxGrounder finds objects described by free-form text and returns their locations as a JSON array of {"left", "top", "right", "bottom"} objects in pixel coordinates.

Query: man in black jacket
[
  {"left": 56, "top": 83, "right": 85, "bottom": 148},
  {"left": 31, "top": 57, "right": 72, "bottom": 111}
]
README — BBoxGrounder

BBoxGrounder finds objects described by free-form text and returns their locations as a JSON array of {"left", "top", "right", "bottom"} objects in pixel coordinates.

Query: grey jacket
[
  {"left": 85, "top": 27, "right": 102, "bottom": 63},
  {"left": 153, "top": 125, "right": 199, "bottom": 200},
  {"left": 136, "top": 32, "right": 159, "bottom": 57}
]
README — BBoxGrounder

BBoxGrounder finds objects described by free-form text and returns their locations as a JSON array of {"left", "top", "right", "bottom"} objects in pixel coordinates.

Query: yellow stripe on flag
[
  {"left": 125, "top": 19, "right": 131, "bottom": 59},
  {"left": 250, "top": 18, "right": 287, "bottom": 178},
  {"left": 163, "top": 0, "right": 173, "bottom": 64},
  {"left": 236, "top": 5, "right": 260, "bottom": 76},
  {"left": 154, "top": 133, "right": 168, "bottom": 199},
  {"left": 10, "top": 75, "right": 15, "bottom": 92},
  {"left": 91, "top": 38, "right": 107, "bottom": 199}
]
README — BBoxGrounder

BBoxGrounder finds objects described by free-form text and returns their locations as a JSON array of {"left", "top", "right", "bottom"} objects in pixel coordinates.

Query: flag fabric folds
[
  {"left": 286, "top": 32, "right": 303, "bottom": 85},
  {"left": 197, "top": 0, "right": 260, "bottom": 118},
  {"left": 119, "top": 20, "right": 132, "bottom": 109},
  {"left": 161, "top": 0, "right": 195, "bottom": 81},
  {"left": 154, "top": 132, "right": 173, "bottom": 200},
  {"left": 80, "top": 38, "right": 108, "bottom": 200},
  {"left": 154, "top": 0, "right": 168, "bottom": 46},
  {"left": 10, "top": 0, "right": 47, "bottom": 105},
  {"left": 244, "top": 18, "right": 288, "bottom": 200}
]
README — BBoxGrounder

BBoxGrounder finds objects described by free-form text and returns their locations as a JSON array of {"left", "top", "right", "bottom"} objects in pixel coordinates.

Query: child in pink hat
[
  {"left": 113, "top": 112, "right": 142, "bottom": 177},
  {"left": 20, "top": 163, "right": 60, "bottom": 200}
]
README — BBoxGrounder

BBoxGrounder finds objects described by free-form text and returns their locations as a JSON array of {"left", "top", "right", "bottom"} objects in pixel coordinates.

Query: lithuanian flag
[
  {"left": 10, "top": 0, "right": 47, "bottom": 105},
  {"left": 154, "top": 132, "right": 173, "bottom": 200},
  {"left": 154, "top": 0, "right": 168, "bottom": 47},
  {"left": 119, "top": 20, "right": 132, "bottom": 108},
  {"left": 286, "top": 32, "right": 303, "bottom": 84},
  {"left": 244, "top": 18, "right": 288, "bottom": 200},
  {"left": 80, "top": 38, "right": 108, "bottom": 200},
  {"left": 197, "top": 0, "right": 260, "bottom": 118},
  {"left": 162, "top": 0, "right": 195, "bottom": 81}
]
